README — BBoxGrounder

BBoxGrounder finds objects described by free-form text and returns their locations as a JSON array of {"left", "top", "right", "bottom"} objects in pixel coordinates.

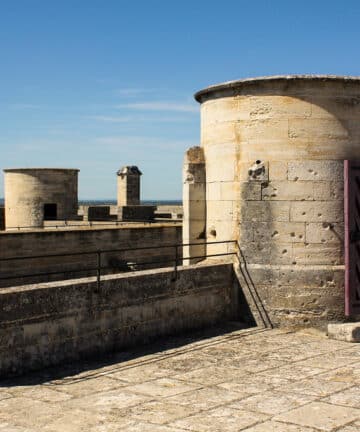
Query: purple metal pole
[{"left": 344, "top": 160, "right": 350, "bottom": 316}]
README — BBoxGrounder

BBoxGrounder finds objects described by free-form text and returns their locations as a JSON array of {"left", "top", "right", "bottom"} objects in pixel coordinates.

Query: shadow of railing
[{"left": 234, "top": 242, "right": 273, "bottom": 329}]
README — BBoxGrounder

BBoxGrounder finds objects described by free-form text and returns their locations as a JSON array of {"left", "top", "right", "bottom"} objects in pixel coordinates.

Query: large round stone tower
[
  {"left": 4, "top": 168, "right": 79, "bottom": 229},
  {"left": 186, "top": 75, "right": 360, "bottom": 327}
]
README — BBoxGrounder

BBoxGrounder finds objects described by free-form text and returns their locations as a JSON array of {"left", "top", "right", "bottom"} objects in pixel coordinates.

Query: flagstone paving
[{"left": 1, "top": 326, "right": 360, "bottom": 431}]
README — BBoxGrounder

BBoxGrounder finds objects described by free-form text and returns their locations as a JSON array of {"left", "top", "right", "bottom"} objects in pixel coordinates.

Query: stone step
[{"left": 328, "top": 322, "right": 360, "bottom": 342}]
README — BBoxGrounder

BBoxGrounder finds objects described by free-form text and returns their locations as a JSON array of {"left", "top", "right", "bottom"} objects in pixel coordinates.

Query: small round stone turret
[
  {"left": 3, "top": 168, "right": 79, "bottom": 230},
  {"left": 117, "top": 166, "right": 142, "bottom": 206}
]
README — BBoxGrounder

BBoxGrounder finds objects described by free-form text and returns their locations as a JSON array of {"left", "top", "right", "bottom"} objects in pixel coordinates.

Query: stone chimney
[{"left": 117, "top": 166, "right": 142, "bottom": 206}]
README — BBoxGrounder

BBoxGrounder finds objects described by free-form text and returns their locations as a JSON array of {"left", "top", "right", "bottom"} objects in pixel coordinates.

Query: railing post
[
  {"left": 96, "top": 250, "right": 101, "bottom": 291},
  {"left": 173, "top": 245, "right": 178, "bottom": 280}
]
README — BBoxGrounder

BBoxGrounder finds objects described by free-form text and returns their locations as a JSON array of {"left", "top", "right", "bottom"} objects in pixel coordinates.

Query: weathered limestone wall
[
  {"left": 195, "top": 76, "right": 360, "bottom": 327},
  {"left": 0, "top": 207, "right": 4, "bottom": 231},
  {"left": 237, "top": 159, "right": 345, "bottom": 327},
  {"left": 116, "top": 166, "right": 155, "bottom": 221},
  {"left": 182, "top": 147, "right": 206, "bottom": 264},
  {"left": 155, "top": 205, "right": 183, "bottom": 220},
  {"left": 117, "top": 205, "right": 155, "bottom": 221},
  {"left": 0, "top": 224, "right": 182, "bottom": 287},
  {"left": 0, "top": 262, "right": 239, "bottom": 377},
  {"left": 84, "top": 206, "right": 112, "bottom": 221},
  {"left": 77, "top": 204, "right": 183, "bottom": 222},
  {"left": 4, "top": 168, "right": 78, "bottom": 230}
]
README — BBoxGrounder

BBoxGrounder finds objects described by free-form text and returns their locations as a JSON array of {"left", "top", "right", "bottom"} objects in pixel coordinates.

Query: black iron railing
[
  {"left": 0, "top": 240, "right": 236, "bottom": 289},
  {"left": 4, "top": 219, "right": 181, "bottom": 230},
  {"left": 0, "top": 239, "right": 273, "bottom": 328}
]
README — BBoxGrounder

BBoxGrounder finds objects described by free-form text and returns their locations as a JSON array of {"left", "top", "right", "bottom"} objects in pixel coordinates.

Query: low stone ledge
[
  {"left": 0, "top": 262, "right": 239, "bottom": 377},
  {"left": 328, "top": 322, "right": 360, "bottom": 342}
]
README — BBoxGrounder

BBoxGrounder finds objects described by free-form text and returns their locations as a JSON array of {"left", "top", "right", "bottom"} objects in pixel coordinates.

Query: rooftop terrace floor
[{"left": 0, "top": 326, "right": 360, "bottom": 431}]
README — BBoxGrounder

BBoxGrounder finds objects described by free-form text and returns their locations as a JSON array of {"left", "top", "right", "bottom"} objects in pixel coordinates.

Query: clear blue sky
[{"left": 0, "top": 0, "right": 359, "bottom": 199}]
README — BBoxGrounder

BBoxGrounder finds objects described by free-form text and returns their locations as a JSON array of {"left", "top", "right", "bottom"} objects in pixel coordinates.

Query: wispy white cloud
[
  {"left": 87, "top": 114, "right": 195, "bottom": 123},
  {"left": 115, "top": 101, "right": 198, "bottom": 113},
  {"left": 115, "top": 88, "right": 159, "bottom": 97},
  {"left": 88, "top": 115, "right": 136, "bottom": 123},
  {"left": 9, "top": 103, "right": 43, "bottom": 110},
  {"left": 96, "top": 135, "right": 195, "bottom": 150}
]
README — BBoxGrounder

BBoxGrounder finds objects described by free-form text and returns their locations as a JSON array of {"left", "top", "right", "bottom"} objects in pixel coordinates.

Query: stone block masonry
[
  {"left": 0, "top": 207, "right": 4, "bottom": 230},
  {"left": 4, "top": 168, "right": 79, "bottom": 230},
  {"left": 117, "top": 166, "right": 142, "bottom": 206},
  {"left": 238, "top": 159, "right": 345, "bottom": 327},
  {"left": 0, "top": 262, "right": 239, "bottom": 377},
  {"left": 182, "top": 147, "right": 206, "bottom": 265},
  {"left": 192, "top": 76, "right": 360, "bottom": 327},
  {"left": 86, "top": 206, "right": 111, "bottom": 221},
  {"left": 117, "top": 205, "right": 155, "bottom": 221},
  {"left": 328, "top": 322, "right": 360, "bottom": 342},
  {"left": 0, "top": 224, "right": 182, "bottom": 288}
]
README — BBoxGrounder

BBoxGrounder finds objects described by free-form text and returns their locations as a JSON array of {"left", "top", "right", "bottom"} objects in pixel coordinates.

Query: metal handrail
[
  {"left": 3, "top": 219, "right": 181, "bottom": 230},
  {"left": 0, "top": 239, "right": 272, "bottom": 328},
  {"left": 0, "top": 240, "right": 235, "bottom": 262},
  {"left": 0, "top": 240, "right": 237, "bottom": 289}
]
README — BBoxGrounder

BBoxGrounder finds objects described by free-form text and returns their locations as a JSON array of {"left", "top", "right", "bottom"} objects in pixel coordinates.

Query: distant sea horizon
[
  {"left": 79, "top": 199, "right": 182, "bottom": 206},
  {"left": 0, "top": 198, "right": 182, "bottom": 206}
]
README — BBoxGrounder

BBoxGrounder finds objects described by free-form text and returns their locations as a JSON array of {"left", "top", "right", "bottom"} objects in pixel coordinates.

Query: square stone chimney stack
[{"left": 117, "top": 166, "right": 142, "bottom": 206}]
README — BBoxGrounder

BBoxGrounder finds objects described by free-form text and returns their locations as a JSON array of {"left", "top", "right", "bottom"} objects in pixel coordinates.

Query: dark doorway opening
[{"left": 44, "top": 203, "right": 57, "bottom": 220}]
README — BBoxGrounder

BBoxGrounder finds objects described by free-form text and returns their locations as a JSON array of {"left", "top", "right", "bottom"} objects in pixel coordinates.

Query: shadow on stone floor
[{"left": 0, "top": 320, "right": 263, "bottom": 389}]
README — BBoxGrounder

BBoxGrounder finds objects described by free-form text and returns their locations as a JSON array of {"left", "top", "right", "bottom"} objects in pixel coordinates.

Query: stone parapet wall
[
  {"left": 0, "top": 224, "right": 182, "bottom": 288},
  {"left": 155, "top": 205, "right": 183, "bottom": 220},
  {"left": 0, "top": 207, "right": 4, "bottom": 231},
  {"left": 84, "top": 206, "right": 112, "bottom": 221},
  {"left": 117, "top": 205, "right": 155, "bottom": 221},
  {"left": 0, "top": 262, "right": 239, "bottom": 377}
]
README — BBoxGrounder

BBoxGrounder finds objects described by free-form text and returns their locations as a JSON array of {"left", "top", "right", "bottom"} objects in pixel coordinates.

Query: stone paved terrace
[{"left": 1, "top": 326, "right": 360, "bottom": 431}]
